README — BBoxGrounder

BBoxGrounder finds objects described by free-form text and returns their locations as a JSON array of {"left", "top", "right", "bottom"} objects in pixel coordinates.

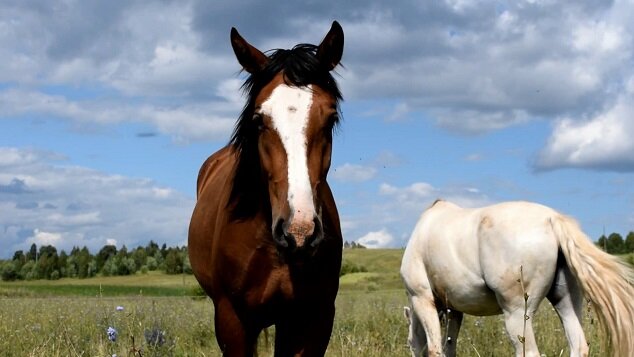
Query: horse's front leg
[
  {"left": 442, "top": 309, "right": 463, "bottom": 357},
  {"left": 273, "top": 302, "right": 335, "bottom": 357},
  {"left": 411, "top": 295, "right": 444, "bottom": 357},
  {"left": 214, "top": 298, "right": 259, "bottom": 356}
]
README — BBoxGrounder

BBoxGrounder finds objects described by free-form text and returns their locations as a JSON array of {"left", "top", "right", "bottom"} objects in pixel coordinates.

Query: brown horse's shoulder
[{"left": 196, "top": 145, "right": 237, "bottom": 197}]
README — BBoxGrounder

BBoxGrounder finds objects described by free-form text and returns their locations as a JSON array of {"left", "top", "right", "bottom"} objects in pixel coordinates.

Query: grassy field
[{"left": 0, "top": 249, "right": 611, "bottom": 356}]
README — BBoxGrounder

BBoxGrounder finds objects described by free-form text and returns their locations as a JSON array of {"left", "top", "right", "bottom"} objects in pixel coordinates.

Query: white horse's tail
[{"left": 550, "top": 215, "right": 634, "bottom": 356}]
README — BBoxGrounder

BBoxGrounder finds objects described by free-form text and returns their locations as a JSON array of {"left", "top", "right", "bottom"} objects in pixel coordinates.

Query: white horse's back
[
  {"left": 401, "top": 199, "right": 634, "bottom": 357},
  {"left": 402, "top": 200, "right": 559, "bottom": 314}
]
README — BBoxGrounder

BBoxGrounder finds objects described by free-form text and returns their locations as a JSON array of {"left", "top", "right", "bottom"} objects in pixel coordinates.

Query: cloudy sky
[{"left": 2, "top": 0, "right": 634, "bottom": 256}]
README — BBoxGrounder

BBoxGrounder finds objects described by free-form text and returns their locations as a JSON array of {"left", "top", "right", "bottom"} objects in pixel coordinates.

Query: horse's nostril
[
  {"left": 273, "top": 219, "right": 288, "bottom": 247},
  {"left": 309, "top": 217, "right": 324, "bottom": 247}
]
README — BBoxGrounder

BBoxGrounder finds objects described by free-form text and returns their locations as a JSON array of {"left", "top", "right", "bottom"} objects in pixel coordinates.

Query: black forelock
[
  {"left": 227, "top": 44, "right": 343, "bottom": 219},
  {"left": 230, "top": 44, "right": 342, "bottom": 149}
]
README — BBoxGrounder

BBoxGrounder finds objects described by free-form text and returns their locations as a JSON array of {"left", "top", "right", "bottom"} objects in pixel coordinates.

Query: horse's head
[
  {"left": 229, "top": 22, "right": 343, "bottom": 251},
  {"left": 403, "top": 306, "right": 426, "bottom": 357}
]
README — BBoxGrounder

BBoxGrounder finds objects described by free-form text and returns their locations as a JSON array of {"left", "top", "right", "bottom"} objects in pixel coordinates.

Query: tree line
[
  {"left": 1, "top": 232, "right": 631, "bottom": 282},
  {"left": 0, "top": 241, "right": 190, "bottom": 281},
  {"left": 596, "top": 231, "right": 634, "bottom": 255}
]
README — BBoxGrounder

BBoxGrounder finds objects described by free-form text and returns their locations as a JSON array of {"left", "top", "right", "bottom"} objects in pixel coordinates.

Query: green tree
[
  {"left": 145, "top": 240, "right": 159, "bottom": 258},
  {"left": 19, "top": 260, "right": 36, "bottom": 280},
  {"left": 65, "top": 254, "right": 78, "bottom": 278},
  {"left": 77, "top": 246, "right": 91, "bottom": 278},
  {"left": 164, "top": 249, "right": 183, "bottom": 274},
  {"left": 57, "top": 250, "right": 68, "bottom": 277},
  {"left": 26, "top": 243, "right": 37, "bottom": 261},
  {"left": 161, "top": 243, "right": 168, "bottom": 259},
  {"left": 12, "top": 250, "right": 26, "bottom": 272},
  {"left": 607, "top": 233, "right": 625, "bottom": 254},
  {"left": 37, "top": 245, "right": 59, "bottom": 279},
  {"left": 131, "top": 247, "right": 147, "bottom": 270},
  {"left": 96, "top": 245, "right": 117, "bottom": 272},
  {"left": 153, "top": 251, "right": 164, "bottom": 270},
  {"left": 102, "top": 257, "right": 118, "bottom": 276},
  {"left": 146, "top": 256, "right": 158, "bottom": 271},
  {"left": 182, "top": 254, "right": 192, "bottom": 274},
  {"left": 118, "top": 257, "right": 136, "bottom": 275},
  {"left": 1, "top": 261, "right": 18, "bottom": 281},
  {"left": 625, "top": 231, "right": 634, "bottom": 253}
]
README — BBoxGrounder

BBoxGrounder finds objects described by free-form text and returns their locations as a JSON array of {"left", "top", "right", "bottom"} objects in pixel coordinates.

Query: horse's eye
[{"left": 253, "top": 113, "right": 265, "bottom": 131}]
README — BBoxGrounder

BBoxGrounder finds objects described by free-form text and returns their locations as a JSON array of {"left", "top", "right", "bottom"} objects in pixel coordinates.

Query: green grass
[
  {"left": 340, "top": 248, "right": 404, "bottom": 291},
  {"left": 0, "top": 249, "right": 611, "bottom": 356},
  {"left": 0, "top": 271, "right": 198, "bottom": 297}
]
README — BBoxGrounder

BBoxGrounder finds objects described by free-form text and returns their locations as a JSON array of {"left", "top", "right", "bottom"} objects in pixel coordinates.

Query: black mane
[{"left": 228, "top": 44, "right": 343, "bottom": 219}]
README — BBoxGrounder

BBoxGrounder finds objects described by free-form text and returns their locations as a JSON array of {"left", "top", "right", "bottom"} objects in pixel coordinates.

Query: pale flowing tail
[{"left": 550, "top": 215, "right": 634, "bottom": 357}]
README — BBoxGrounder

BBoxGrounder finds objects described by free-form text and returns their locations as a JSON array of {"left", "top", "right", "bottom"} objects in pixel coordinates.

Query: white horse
[{"left": 400, "top": 199, "right": 634, "bottom": 357}]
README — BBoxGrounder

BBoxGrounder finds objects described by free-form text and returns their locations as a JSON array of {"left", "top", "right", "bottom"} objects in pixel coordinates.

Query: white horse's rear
[{"left": 401, "top": 200, "right": 634, "bottom": 357}]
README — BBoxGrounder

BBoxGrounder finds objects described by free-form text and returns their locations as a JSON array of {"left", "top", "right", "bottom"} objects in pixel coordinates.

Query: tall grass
[
  {"left": 0, "top": 250, "right": 610, "bottom": 356},
  {"left": 0, "top": 290, "right": 606, "bottom": 356}
]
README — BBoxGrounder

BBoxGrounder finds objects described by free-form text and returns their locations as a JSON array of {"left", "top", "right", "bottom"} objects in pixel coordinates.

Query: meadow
[{"left": 0, "top": 249, "right": 611, "bottom": 356}]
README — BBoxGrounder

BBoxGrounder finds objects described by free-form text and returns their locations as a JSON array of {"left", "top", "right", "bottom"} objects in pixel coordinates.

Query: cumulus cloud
[
  {"left": 341, "top": 181, "right": 491, "bottom": 248},
  {"left": 331, "top": 163, "right": 377, "bottom": 183},
  {"left": 356, "top": 229, "right": 394, "bottom": 248},
  {"left": 0, "top": 147, "right": 193, "bottom": 257},
  {"left": 2, "top": 0, "right": 634, "bottom": 170},
  {"left": 2, "top": 0, "right": 634, "bottom": 178},
  {"left": 535, "top": 89, "right": 634, "bottom": 171},
  {"left": 0, "top": 89, "right": 236, "bottom": 142}
]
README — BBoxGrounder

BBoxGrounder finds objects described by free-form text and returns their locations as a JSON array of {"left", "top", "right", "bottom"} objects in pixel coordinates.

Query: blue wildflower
[
  {"left": 107, "top": 326, "right": 118, "bottom": 342},
  {"left": 116, "top": 306, "right": 124, "bottom": 311}
]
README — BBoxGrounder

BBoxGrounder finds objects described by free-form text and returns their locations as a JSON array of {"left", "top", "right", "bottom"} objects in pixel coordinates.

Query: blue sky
[{"left": 2, "top": 0, "right": 634, "bottom": 257}]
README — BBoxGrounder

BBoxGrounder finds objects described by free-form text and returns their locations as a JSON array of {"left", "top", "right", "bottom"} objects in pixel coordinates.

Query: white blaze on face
[{"left": 260, "top": 84, "right": 315, "bottom": 225}]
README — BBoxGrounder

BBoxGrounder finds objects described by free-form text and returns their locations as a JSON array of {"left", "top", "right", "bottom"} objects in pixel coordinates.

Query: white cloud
[
  {"left": 0, "top": 147, "right": 194, "bottom": 256},
  {"left": 536, "top": 90, "right": 634, "bottom": 171},
  {"left": 331, "top": 163, "right": 377, "bottom": 183},
  {"left": 338, "top": 181, "right": 491, "bottom": 248},
  {"left": 0, "top": 89, "right": 236, "bottom": 142},
  {"left": 27, "top": 229, "right": 62, "bottom": 246},
  {"left": 386, "top": 102, "right": 411, "bottom": 122},
  {"left": 356, "top": 229, "right": 394, "bottom": 248},
  {"left": 433, "top": 109, "right": 531, "bottom": 134},
  {"left": 379, "top": 182, "right": 435, "bottom": 200},
  {"left": 2, "top": 0, "right": 634, "bottom": 170}
]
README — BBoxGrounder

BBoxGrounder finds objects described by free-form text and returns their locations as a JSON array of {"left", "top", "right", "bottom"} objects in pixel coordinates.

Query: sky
[{"left": 1, "top": 0, "right": 634, "bottom": 257}]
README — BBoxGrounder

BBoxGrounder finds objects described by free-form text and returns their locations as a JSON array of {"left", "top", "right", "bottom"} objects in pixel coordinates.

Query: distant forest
[
  {"left": 0, "top": 241, "right": 188, "bottom": 281},
  {"left": 0, "top": 233, "right": 631, "bottom": 282}
]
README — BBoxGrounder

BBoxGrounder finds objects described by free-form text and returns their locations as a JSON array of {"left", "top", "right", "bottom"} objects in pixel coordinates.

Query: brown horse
[{"left": 189, "top": 22, "right": 345, "bottom": 356}]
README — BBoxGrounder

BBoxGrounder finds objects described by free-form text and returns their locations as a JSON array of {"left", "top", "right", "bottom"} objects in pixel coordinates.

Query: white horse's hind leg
[
  {"left": 499, "top": 305, "right": 541, "bottom": 357},
  {"left": 411, "top": 295, "right": 444, "bottom": 356},
  {"left": 547, "top": 262, "right": 589, "bottom": 357}
]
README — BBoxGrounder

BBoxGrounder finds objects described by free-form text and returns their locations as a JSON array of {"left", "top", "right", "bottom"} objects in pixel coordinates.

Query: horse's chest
[{"left": 238, "top": 266, "right": 295, "bottom": 307}]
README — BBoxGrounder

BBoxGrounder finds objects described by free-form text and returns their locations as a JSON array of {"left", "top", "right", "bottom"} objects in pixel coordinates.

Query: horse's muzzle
[{"left": 273, "top": 217, "right": 324, "bottom": 250}]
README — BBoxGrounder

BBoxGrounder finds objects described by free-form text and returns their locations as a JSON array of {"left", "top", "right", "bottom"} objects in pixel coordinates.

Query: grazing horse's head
[{"left": 228, "top": 22, "right": 344, "bottom": 251}]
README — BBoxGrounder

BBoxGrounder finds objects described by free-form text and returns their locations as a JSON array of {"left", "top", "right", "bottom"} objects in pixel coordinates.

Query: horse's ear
[
  {"left": 230, "top": 27, "right": 268, "bottom": 74},
  {"left": 317, "top": 21, "right": 344, "bottom": 71},
  {"left": 403, "top": 306, "right": 411, "bottom": 322}
]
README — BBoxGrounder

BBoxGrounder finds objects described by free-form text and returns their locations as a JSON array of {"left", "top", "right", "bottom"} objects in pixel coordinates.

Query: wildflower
[
  {"left": 107, "top": 326, "right": 118, "bottom": 342},
  {"left": 144, "top": 328, "right": 166, "bottom": 347},
  {"left": 116, "top": 306, "right": 124, "bottom": 311}
]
